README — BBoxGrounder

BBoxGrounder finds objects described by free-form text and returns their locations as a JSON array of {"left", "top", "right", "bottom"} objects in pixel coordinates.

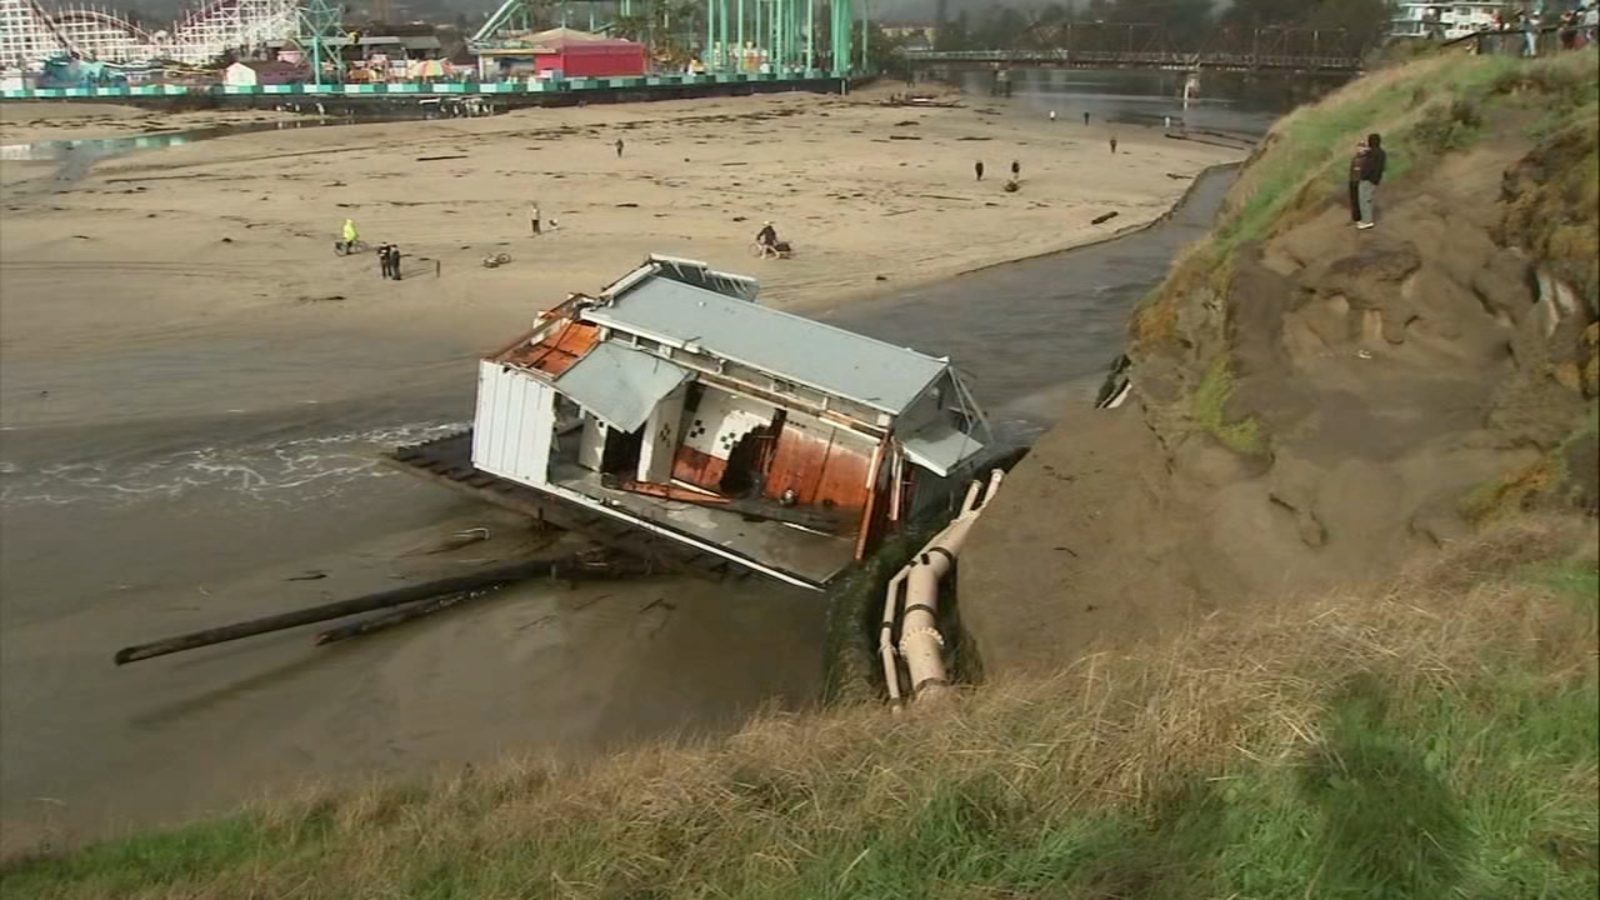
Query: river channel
[{"left": 0, "top": 73, "right": 1305, "bottom": 841}]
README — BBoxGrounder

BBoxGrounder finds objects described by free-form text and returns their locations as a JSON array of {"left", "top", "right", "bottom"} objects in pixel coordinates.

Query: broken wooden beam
[
  {"left": 113, "top": 552, "right": 655, "bottom": 666},
  {"left": 312, "top": 592, "right": 472, "bottom": 646}
]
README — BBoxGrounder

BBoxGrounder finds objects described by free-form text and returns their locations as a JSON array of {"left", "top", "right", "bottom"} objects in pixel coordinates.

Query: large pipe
[
  {"left": 892, "top": 469, "right": 1004, "bottom": 703},
  {"left": 880, "top": 568, "right": 910, "bottom": 709}
]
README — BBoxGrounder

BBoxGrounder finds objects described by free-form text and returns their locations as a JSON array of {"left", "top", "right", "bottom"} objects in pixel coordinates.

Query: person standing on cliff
[
  {"left": 1347, "top": 137, "right": 1368, "bottom": 224},
  {"left": 1352, "top": 133, "right": 1386, "bottom": 231}
]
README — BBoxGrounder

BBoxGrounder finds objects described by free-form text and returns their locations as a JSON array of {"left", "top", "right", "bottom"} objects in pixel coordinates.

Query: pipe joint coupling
[{"left": 899, "top": 626, "right": 945, "bottom": 652}]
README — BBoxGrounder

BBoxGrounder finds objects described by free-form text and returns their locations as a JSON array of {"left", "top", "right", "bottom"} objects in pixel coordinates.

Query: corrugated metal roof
[
  {"left": 492, "top": 321, "right": 599, "bottom": 378},
  {"left": 583, "top": 278, "right": 948, "bottom": 416},
  {"left": 554, "top": 341, "right": 692, "bottom": 433},
  {"left": 901, "top": 421, "right": 984, "bottom": 477}
]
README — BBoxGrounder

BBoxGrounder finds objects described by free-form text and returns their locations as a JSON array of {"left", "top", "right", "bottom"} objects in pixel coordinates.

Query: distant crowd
[{"left": 1474, "top": 3, "right": 1600, "bottom": 54}]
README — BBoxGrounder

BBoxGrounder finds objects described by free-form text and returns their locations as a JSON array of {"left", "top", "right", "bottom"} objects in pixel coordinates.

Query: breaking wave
[{"left": 0, "top": 420, "right": 468, "bottom": 508}]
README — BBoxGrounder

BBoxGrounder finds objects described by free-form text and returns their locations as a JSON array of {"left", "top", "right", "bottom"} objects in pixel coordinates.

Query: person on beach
[
  {"left": 1350, "top": 133, "right": 1386, "bottom": 230},
  {"left": 1083, "top": 111, "right": 1091, "bottom": 125},
  {"left": 341, "top": 218, "right": 359, "bottom": 253},
  {"left": 974, "top": 160, "right": 984, "bottom": 181},
  {"left": 755, "top": 221, "right": 790, "bottom": 255},
  {"left": 1010, "top": 160, "right": 1020, "bottom": 177},
  {"left": 615, "top": 138, "right": 625, "bottom": 157},
  {"left": 531, "top": 202, "right": 541, "bottom": 236},
  {"left": 388, "top": 244, "right": 403, "bottom": 280},
  {"left": 1049, "top": 110, "right": 1056, "bottom": 121},
  {"left": 376, "top": 243, "right": 391, "bottom": 279},
  {"left": 1109, "top": 136, "right": 1118, "bottom": 153}
]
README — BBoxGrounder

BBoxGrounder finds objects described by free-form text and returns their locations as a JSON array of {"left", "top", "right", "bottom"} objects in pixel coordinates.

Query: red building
[{"left": 536, "top": 38, "right": 647, "bottom": 78}]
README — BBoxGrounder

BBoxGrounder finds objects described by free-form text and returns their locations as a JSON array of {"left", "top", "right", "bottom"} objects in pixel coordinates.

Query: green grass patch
[
  {"left": 0, "top": 811, "right": 333, "bottom": 898},
  {"left": 1192, "top": 357, "right": 1265, "bottom": 454},
  {"left": 1526, "top": 559, "right": 1600, "bottom": 610}
]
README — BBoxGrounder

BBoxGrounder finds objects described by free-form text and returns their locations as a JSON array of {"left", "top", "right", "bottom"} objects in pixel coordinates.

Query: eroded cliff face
[{"left": 958, "top": 54, "right": 1599, "bottom": 677}]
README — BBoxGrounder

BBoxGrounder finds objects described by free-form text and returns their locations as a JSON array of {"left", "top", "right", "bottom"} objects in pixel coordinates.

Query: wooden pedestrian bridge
[{"left": 902, "top": 24, "right": 1369, "bottom": 74}]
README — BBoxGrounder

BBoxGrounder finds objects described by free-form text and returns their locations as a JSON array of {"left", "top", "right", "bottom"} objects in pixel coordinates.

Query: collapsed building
[{"left": 393, "top": 255, "right": 991, "bottom": 588}]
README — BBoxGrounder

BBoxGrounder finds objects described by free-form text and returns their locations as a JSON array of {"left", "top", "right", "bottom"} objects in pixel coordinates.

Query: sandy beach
[
  {"left": 2, "top": 85, "right": 1241, "bottom": 388},
  {"left": 0, "top": 84, "right": 1245, "bottom": 848}
]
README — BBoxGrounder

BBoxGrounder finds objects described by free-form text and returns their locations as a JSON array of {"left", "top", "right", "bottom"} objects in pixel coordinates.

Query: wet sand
[
  {"left": 0, "top": 85, "right": 1243, "bottom": 848},
  {"left": 0, "top": 103, "right": 302, "bottom": 145}
]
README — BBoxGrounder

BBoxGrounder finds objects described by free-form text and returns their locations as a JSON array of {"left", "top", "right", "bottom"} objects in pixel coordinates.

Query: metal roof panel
[
  {"left": 583, "top": 278, "right": 947, "bottom": 415},
  {"left": 554, "top": 341, "right": 691, "bottom": 433},
  {"left": 900, "top": 420, "right": 984, "bottom": 477}
]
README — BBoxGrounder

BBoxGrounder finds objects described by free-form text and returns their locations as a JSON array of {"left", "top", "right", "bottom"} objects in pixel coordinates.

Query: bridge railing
[{"left": 901, "top": 48, "right": 1364, "bottom": 71}]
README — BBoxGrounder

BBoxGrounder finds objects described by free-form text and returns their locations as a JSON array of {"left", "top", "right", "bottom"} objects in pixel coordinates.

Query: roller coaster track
[{"left": 1, "top": 0, "right": 298, "bottom": 68}]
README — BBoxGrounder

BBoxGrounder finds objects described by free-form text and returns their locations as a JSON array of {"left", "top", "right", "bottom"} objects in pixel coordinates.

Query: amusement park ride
[
  {"left": 0, "top": 0, "right": 298, "bottom": 68},
  {"left": 467, "top": 0, "right": 859, "bottom": 75},
  {"left": 0, "top": 0, "right": 863, "bottom": 82}
]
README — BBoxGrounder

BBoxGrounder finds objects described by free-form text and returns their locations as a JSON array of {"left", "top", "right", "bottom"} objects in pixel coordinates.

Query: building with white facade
[{"left": 1390, "top": 2, "right": 1505, "bottom": 40}]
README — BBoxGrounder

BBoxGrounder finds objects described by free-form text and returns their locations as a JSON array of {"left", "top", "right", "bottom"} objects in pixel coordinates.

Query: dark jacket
[{"left": 1357, "top": 135, "right": 1386, "bottom": 184}]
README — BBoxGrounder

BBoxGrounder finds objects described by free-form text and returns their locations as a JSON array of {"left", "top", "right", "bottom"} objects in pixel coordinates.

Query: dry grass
[{"left": 5, "top": 518, "right": 1596, "bottom": 899}]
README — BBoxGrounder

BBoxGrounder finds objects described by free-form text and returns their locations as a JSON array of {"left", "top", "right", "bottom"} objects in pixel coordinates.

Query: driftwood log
[
  {"left": 312, "top": 592, "right": 474, "bottom": 646},
  {"left": 113, "top": 552, "right": 654, "bottom": 666}
]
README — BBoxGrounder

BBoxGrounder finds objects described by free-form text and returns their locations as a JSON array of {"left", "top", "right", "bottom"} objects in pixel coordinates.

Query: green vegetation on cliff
[
  {"left": 1135, "top": 49, "right": 1597, "bottom": 344},
  {"left": 4, "top": 522, "right": 1595, "bottom": 899},
  {"left": 1133, "top": 49, "right": 1599, "bottom": 505}
]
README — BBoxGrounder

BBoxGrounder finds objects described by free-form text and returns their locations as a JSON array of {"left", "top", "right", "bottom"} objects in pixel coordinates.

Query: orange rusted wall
[
  {"left": 762, "top": 416, "right": 874, "bottom": 515},
  {"left": 673, "top": 445, "right": 728, "bottom": 490}
]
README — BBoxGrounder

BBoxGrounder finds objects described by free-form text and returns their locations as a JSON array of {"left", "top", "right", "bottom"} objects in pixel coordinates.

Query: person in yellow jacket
[{"left": 341, "top": 219, "right": 359, "bottom": 253}]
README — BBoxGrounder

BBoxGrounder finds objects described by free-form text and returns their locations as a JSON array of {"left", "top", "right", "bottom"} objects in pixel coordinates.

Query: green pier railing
[{"left": 1, "top": 70, "right": 837, "bottom": 101}]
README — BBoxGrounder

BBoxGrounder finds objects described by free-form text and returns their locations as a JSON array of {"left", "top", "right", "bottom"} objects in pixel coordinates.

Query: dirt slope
[{"left": 960, "top": 52, "right": 1599, "bottom": 676}]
